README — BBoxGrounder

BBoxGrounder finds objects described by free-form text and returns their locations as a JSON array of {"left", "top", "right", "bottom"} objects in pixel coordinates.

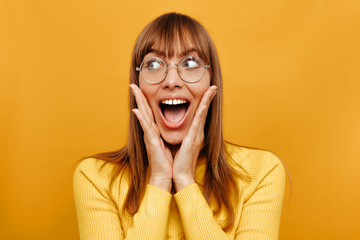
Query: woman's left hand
[{"left": 172, "top": 85, "right": 217, "bottom": 192}]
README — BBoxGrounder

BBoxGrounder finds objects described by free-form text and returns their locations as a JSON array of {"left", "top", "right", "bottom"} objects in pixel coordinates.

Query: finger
[
  {"left": 198, "top": 85, "right": 217, "bottom": 112},
  {"left": 129, "top": 84, "right": 153, "bottom": 119},
  {"left": 136, "top": 85, "right": 155, "bottom": 120},
  {"left": 129, "top": 84, "right": 154, "bottom": 123},
  {"left": 132, "top": 108, "right": 156, "bottom": 137},
  {"left": 186, "top": 105, "right": 207, "bottom": 141},
  {"left": 132, "top": 108, "right": 149, "bottom": 130},
  {"left": 185, "top": 86, "right": 217, "bottom": 142},
  {"left": 198, "top": 85, "right": 217, "bottom": 123},
  {"left": 196, "top": 87, "right": 217, "bottom": 139},
  {"left": 192, "top": 85, "right": 216, "bottom": 130},
  {"left": 192, "top": 86, "right": 217, "bottom": 130}
]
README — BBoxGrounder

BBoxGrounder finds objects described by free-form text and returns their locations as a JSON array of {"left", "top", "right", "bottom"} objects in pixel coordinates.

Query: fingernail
[
  {"left": 129, "top": 85, "right": 134, "bottom": 94},
  {"left": 213, "top": 86, "right": 217, "bottom": 94}
]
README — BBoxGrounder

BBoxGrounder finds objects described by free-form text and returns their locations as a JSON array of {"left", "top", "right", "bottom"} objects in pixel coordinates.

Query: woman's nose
[{"left": 162, "top": 64, "right": 184, "bottom": 89}]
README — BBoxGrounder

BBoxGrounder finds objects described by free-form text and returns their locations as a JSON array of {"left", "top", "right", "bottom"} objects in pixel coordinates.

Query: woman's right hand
[{"left": 129, "top": 84, "right": 173, "bottom": 192}]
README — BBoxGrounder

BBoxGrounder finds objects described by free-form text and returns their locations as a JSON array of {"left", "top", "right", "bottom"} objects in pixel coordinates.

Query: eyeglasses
[{"left": 136, "top": 55, "right": 210, "bottom": 84}]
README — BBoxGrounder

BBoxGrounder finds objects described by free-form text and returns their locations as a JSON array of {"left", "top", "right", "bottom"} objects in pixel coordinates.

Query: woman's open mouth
[{"left": 159, "top": 98, "right": 190, "bottom": 129}]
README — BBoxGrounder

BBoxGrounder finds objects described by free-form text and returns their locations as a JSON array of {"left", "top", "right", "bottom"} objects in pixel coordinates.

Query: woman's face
[{"left": 139, "top": 47, "right": 211, "bottom": 145}]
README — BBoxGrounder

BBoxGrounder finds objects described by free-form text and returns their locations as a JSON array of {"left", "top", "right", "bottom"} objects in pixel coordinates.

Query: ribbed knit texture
[{"left": 73, "top": 143, "right": 286, "bottom": 239}]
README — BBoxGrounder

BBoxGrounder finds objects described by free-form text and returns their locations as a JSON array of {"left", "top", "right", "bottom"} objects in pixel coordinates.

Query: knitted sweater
[{"left": 73, "top": 142, "right": 286, "bottom": 239}]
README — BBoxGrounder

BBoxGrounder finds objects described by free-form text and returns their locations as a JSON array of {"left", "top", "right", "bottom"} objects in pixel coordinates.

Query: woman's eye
[
  {"left": 184, "top": 58, "right": 200, "bottom": 69},
  {"left": 146, "top": 60, "right": 163, "bottom": 70}
]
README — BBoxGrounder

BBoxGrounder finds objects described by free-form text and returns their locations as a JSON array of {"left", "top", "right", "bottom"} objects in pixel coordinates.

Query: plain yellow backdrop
[{"left": 1, "top": 0, "right": 359, "bottom": 239}]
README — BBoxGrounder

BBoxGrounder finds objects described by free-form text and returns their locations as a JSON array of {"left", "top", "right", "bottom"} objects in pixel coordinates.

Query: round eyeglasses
[{"left": 136, "top": 55, "right": 210, "bottom": 84}]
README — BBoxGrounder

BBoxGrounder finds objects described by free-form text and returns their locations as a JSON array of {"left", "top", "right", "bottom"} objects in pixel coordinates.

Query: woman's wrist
[
  {"left": 173, "top": 175, "right": 195, "bottom": 192},
  {"left": 149, "top": 176, "right": 172, "bottom": 192}
]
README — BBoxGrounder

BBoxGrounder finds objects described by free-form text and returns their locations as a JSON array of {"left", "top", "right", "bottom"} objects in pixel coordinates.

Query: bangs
[{"left": 135, "top": 13, "right": 211, "bottom": 66}]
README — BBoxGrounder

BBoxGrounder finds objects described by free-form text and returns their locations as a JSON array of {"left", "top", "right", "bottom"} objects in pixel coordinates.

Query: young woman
[{"left": 73, "top": 12, "right": 286, "bottom": 240}]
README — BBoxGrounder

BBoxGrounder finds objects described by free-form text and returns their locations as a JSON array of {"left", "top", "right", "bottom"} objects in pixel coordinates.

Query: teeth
[{"left": 161, "top": 99, "right": 188, "bottom": 105}]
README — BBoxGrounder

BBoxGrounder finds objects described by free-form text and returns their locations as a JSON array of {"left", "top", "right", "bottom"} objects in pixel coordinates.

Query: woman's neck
[{"left": 165, "top": 142, "right": 181, "bottom": 158}]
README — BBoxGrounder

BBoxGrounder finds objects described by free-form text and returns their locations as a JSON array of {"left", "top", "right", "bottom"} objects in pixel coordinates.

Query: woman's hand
[
  {"left": 130, "top": 84, "right": 173, "bottom": 192},
  {"left": 172, "top": 85, "right": 217, "bottom": 192}
]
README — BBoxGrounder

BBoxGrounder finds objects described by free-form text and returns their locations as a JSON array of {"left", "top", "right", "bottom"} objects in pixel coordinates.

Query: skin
[{"left": 129, "top": 50, "right": 217, "bottom": 193}]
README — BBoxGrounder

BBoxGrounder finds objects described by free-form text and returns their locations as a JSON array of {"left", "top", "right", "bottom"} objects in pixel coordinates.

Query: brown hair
[{"left": 89, "top": 12, "right": 246, "bottom": 231}]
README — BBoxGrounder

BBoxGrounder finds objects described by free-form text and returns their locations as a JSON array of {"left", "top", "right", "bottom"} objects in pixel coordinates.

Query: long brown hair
[{"left": 89, "top": 12, "right": 246, "bottom": 231}]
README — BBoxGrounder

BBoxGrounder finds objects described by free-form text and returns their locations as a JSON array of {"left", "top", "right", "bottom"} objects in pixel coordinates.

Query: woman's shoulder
[
  {"left": 73, "top": 157, "right": 130, "bottom": 195},
  {"left": 224, "top": 141, "right": 286, "bottom": 191},
  {"left": 74, "top": 158, "right": 115, "bottom": 179},
  {"left": 225, "top": 142, "right": 284, "bottom": 170}
]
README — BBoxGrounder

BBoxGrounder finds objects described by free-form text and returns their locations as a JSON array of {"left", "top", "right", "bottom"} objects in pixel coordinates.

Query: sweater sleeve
[
  {"left": 235, "top": 156, "right": 286, "bottom": 240},
  {"left": 174, "top": 183, "right": 230, "bottom": 240},
  {"left": 73, "top": 159, "right": 172, "bottom": 240},
  {"left": 173, "top": 151, "right": 286, "bottom": 240}
]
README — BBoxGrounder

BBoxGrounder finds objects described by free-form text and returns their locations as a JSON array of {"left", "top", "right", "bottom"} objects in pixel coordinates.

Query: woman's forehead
[{"left": 150, "top": 32, "right": 201, "bottom": 56}]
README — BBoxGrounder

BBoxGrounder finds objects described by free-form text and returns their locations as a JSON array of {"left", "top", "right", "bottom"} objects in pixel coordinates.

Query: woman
[{"left": 73, "top": 12, "right": 286, "bottom": 240}]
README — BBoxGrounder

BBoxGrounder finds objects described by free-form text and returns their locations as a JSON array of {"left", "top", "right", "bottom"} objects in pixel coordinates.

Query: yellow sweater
[{"left": 73, "top": 143, "right": 286, "bottom": 239}]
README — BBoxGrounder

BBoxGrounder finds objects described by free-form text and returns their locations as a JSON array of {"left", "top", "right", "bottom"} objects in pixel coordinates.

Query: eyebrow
[{"left": 149, "top": 47, "right": 198, "bottom": 58}]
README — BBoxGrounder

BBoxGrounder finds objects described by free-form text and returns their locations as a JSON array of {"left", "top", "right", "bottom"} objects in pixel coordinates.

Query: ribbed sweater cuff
[
  {"left": 142, "top": 184, "right": 172, "bottom": 218},
  {"left": 174, "top": 183, "right": 208, "bottom": 212}
]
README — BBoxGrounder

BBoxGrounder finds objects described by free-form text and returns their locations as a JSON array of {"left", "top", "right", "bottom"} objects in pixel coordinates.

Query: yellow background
[{"left": 1, "top": 0, "right": 359, "bottom": 239}]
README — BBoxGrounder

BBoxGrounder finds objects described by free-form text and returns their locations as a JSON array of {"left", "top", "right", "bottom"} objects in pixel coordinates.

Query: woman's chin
[
  {"left": 163, "top": 138, "right": 182, "bottom": 146},
  {"left": 161, "top": 133, "right": 184, "bottom": 146}
]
